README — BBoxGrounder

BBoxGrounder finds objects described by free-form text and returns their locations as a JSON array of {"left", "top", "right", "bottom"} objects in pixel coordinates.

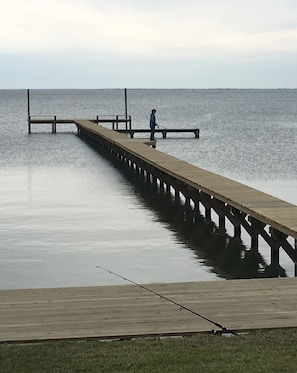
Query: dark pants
[{"left": 150, "top": 125, "right": 155, "bottom": 140}]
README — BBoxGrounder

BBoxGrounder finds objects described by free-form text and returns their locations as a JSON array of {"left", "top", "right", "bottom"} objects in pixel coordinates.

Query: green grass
[{"left": 1, "top": 329, "right": 297, "bottom": 373}]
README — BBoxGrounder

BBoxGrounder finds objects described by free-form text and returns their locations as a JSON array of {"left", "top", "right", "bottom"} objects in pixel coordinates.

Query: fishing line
[{"left": 96, "top": 265, "right": 237, "bottom": 335}]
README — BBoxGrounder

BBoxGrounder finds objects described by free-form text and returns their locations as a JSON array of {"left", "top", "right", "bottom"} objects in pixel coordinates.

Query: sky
[{"left": 1, "top": 0, "right": 297, "bottom": 89}]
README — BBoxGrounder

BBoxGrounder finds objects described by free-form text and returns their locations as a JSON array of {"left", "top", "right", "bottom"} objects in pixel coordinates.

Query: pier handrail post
[
  {"left": 129, "top": 115, "right": 132, "bottom": 130},
  {"left": 96, "top": 115, "right": 99, "bottom": 125},
  {"left": 28, "top": 116, "right": 31, "bottom": 134},
  {"left": 116, "top": 115, "right": 119, "bottom": 130},
  {"left": 52, "top": 116, "right": 57, "bottom": 134}
]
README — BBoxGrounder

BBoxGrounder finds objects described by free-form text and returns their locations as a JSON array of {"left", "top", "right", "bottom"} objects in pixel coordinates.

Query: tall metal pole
[
  {"left": 124, "top": 88, "right": 128, "bottom": 119},
  {"left": 124, "top": 88, "right": 128, "bottom": 130},
  {"left": 27, "top": 89, "right": 31, "bottom": 134}
]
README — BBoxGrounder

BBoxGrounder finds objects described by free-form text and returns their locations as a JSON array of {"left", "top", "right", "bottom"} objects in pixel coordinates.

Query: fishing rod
[
  {"left": 156, "top": 124, "right": 168, "bottom": 130},
  {"left": 96, "top": 265, "right": 237, "bottom": 335}
]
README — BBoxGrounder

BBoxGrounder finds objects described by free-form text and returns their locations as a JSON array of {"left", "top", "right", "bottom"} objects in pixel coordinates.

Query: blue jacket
[{"left": 150, "top": 112, "right": 156, "bottom": 128}]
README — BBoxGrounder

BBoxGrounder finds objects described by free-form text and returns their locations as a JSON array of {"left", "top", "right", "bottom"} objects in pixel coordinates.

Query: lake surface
[{"left": 0, "top": 89, "right": 296, "bottom": 289}]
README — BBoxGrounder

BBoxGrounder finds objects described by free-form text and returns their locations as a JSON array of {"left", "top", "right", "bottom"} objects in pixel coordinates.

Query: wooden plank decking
[{"left": 1, "top": 278, "right": 297, "bottom": 343}]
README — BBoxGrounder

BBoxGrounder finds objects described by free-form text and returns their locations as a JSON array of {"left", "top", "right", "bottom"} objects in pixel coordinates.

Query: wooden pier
[
  {"left": 75, "top": 120, "right": 297, "bottom": 275},
  {"left": 4, "top": 114, "right": 296, "bottom": 344},
  {"left": 27, "top": 116, "right": 132, "bottom": 134},
  {"left": 1, "top": 277, "right": 297, "bottom": 343},
  {"left": 27, "top": 116, "right": 199, "bottom": 138},
  {"left": 26, "top": 89, "right": 200, "bottom": 137}
]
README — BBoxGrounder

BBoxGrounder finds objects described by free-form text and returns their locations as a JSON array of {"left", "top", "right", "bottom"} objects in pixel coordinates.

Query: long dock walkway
[
  {"left": 1, "top": 278, "right": 297, "bottom": 343},
  {"left": 75, "top": 120, "right": 297, "bottom": 241}
]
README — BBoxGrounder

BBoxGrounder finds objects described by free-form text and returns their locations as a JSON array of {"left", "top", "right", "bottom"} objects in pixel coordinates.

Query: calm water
[{"left": 0, "top": 89, "right": 296, "bottom": 289}]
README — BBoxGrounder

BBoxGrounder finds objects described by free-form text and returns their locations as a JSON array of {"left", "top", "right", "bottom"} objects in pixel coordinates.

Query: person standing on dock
[{"left": 150, "top": 109, "right": 157, "bottom": 140}]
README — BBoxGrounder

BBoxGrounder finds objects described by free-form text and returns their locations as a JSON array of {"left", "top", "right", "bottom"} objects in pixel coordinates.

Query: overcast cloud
[{"left": 1, "top": 0, "right": 297, "bottom": 88}]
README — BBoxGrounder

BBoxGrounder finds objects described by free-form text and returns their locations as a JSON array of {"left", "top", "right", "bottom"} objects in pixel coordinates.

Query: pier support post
[
  {"left": 230, "top": 207, "right": 242, "bottom": 238},
  {"left": 295, "top": 239, "right": 297, "bottom": 277},
  {"left": 218, "top": 214, "right": 225, "bottom": 231},
  {"left": 233, "top": 223, "right": 241, "bottom": 238},
  {"left": 211, "top": 199, "right": 226, "bottom": 232},
  {"left": 52, "top": 116, "right": 57, "bottom": 134},
  {"left": 175, "top": 189, "right": 180, "bottom": 203},
  {"left": 193, "top": 200, "right": 201, "bottom": 223},
  {"left": 194, "top": 129, "right": 200, "bottom": 138},
  {"left": 271, "top": 244, "right": 280, "bottom": 267},
  {"left": 205, "top": 205, "right": 211, "bottom": 221},
  {"left": 165, "top": 183, "right": 171, "bottom": 195},
  {"left": 249, "top": 217, "right": 266, "bottom": 247},
  {"left": 198, "top": 192, "right": 211, "bottom": 221},
  {"left": 251, "top": 232, "right": 259, "bottom": 251},
  {"left": 269, "top": 228, "right": 281, "bottom": 269}
]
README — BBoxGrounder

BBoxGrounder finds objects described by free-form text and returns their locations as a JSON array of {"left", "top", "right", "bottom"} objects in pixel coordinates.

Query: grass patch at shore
[{"left": 1, "top": 329, "right": 297, "bottom": 373}]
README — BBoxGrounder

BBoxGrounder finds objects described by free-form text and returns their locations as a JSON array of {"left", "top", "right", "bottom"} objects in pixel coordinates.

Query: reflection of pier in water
[
  {"left": 75, "top": 120, "right": 297, "bottom": 278},
  {"left": 99, "top": 144, "right": 287, "bottom": 279}
]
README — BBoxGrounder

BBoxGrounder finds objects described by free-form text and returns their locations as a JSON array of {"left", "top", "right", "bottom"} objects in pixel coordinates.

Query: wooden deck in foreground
[{"left": 1, "top": 278, "right": 297, "bottom": 343}]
